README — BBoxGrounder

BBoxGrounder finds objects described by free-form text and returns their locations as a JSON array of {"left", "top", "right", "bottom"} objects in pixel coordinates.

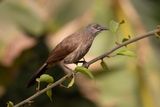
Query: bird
[{"left": 27, "top": 23, "right": 108, "bottom": 87}]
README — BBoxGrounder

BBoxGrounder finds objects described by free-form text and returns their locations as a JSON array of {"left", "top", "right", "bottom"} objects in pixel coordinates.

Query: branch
[
  {"left": 84, "top": 28, "right": 160, "bottom": 68},
  {"left": 14, "top": 28, "right": 160, "bottom": 107},
  {"left": 14, "top": 73, "right": 72, "bottom": 107}
]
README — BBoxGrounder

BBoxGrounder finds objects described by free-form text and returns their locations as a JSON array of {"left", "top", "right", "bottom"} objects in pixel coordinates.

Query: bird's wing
[
  {"left": 46, "top": 33, "right": 81, "bottom": 64},
  {"left": 27, "top": 33, "right": 82, "bottom": 87}
]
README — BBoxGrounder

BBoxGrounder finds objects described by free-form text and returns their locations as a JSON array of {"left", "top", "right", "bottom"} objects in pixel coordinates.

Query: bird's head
[{"left": 87, "top": 23, "right": 108, "bottom": 36}]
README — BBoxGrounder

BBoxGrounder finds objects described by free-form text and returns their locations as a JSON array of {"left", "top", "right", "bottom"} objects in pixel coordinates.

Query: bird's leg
[
  {"left": 74, "top": 57, "right": 87, "bottom": 65},
  {"left": 60, "top": 63, "right": 74, "bottom": 74},
  {"left": 82, "top": 57, "right": 87, "bottom": 62},
  {"left": 74, "top": 61, "right": 85, "bottom": 64}
]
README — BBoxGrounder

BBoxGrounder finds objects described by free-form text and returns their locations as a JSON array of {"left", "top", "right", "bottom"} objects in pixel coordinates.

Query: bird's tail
[{"left": 27, "top": 63, "right": 48, "bottom": 88}]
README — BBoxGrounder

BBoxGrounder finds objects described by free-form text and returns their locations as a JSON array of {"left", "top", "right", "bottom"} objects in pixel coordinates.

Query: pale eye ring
[
  {"left": 95, "top": 26, "right": 101, "bottom": 31},
  {"left": 93, "top": 24, "right": 101, "bottom": 30}
]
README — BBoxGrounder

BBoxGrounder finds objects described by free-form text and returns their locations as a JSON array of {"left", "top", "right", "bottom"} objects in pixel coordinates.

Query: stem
[
  {"left": 14, "top": 73, "right": 72, "bottom": 107},
  {"left": 14, "top": 28, "right": 160, "bottom": 107},
  {"left": 84, "top": 29, "right": 160, "bottom": 67}
]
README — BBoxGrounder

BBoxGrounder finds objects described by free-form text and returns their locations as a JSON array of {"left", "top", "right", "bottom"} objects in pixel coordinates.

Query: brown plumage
[{"left": 27, "top": 23, "right": 107, "bottom": 87}]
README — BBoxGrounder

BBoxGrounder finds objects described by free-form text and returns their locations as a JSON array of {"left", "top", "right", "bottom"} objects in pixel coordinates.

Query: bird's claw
[{"left": 74, "top": 60, "right": 87, "bottom": 65}]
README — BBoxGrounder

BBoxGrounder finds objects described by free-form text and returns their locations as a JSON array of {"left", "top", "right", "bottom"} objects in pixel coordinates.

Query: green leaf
[
  {"left": 67, "top": 77, "right": 75, "bottom": 88},
  {"left": 122, "top": 35, "right": 131, "bottom": 43},
  {"left": 117, "top": 50, "right": 136, "bottom": 57},
  {"left": 46, "top": 84, "right": 53, "bottom": 102},
  {"left": 39, "top": 74, "right": 54, "bottom": 83},
  {"left": 75, "top": 66, "right": 94, "bottom": 79},
  {"left": 109, "top": 20, "right": 120, "bottom": 33},
  {"left": 122, "top": 38, "right": 129, "bottom": 43},
  {"left": 100, "top": 60, "right": 110, "bottom": 72},
  {"left": 7, "top": 101, "right": 14, "bottom": 107}
]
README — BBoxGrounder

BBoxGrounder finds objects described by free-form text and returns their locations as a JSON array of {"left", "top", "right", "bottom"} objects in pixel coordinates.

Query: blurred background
[{"left": 0, "top": 0, "right": 160, "bottom": 107}]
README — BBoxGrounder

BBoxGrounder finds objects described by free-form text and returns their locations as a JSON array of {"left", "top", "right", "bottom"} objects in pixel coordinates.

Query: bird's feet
[{"left": 74, "top": 58, "right": 87, "bottom": 65}]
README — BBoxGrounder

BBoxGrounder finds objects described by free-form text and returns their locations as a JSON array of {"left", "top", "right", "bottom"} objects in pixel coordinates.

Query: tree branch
[
  {"left": 84, "top": 28, "right": 160, "bottom": 68},
  {"left": 14, "top": 73, "right": 72, "bottom": 107},
  {"left": 14, "top": 28, "right": 160, "bottom": 107}
]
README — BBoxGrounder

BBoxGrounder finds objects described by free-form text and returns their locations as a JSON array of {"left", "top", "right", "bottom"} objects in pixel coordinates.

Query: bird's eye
[
  {"left": 94, "top": 25, "right": 101, "bottom": 30},
  {"left": 93, "top": 24, "right": 100, "bottom": 30}
]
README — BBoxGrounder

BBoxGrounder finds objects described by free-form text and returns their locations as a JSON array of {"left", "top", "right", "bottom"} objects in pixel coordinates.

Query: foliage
[{"left": 0, "top": 0, "right": 160, "bottom": 107}]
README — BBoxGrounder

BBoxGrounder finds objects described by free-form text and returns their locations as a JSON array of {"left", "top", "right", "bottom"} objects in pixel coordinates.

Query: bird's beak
[{"left": 100, "top": 26, "right": 108, "bottom": 31}]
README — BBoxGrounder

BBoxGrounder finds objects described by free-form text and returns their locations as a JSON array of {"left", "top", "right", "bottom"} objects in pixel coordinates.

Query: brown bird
[{"left": 27, "top": 23, "right": 107, "bottom": 87}]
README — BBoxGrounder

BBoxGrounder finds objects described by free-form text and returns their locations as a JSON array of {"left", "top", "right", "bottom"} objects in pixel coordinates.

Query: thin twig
[
  {"left": 14, "top": 28, "right": 160, "bottom": 107},
  {"left": 84, "top": 28, "right": 160, "bottom": 67},
  {"left": 14, "top": 73, "right": 72, "bottom": 107}
]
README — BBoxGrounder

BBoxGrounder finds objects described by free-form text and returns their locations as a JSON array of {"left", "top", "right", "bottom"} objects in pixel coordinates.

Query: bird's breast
[{"left": 63, "top": 35, "right": 94, "bottom": 64}]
